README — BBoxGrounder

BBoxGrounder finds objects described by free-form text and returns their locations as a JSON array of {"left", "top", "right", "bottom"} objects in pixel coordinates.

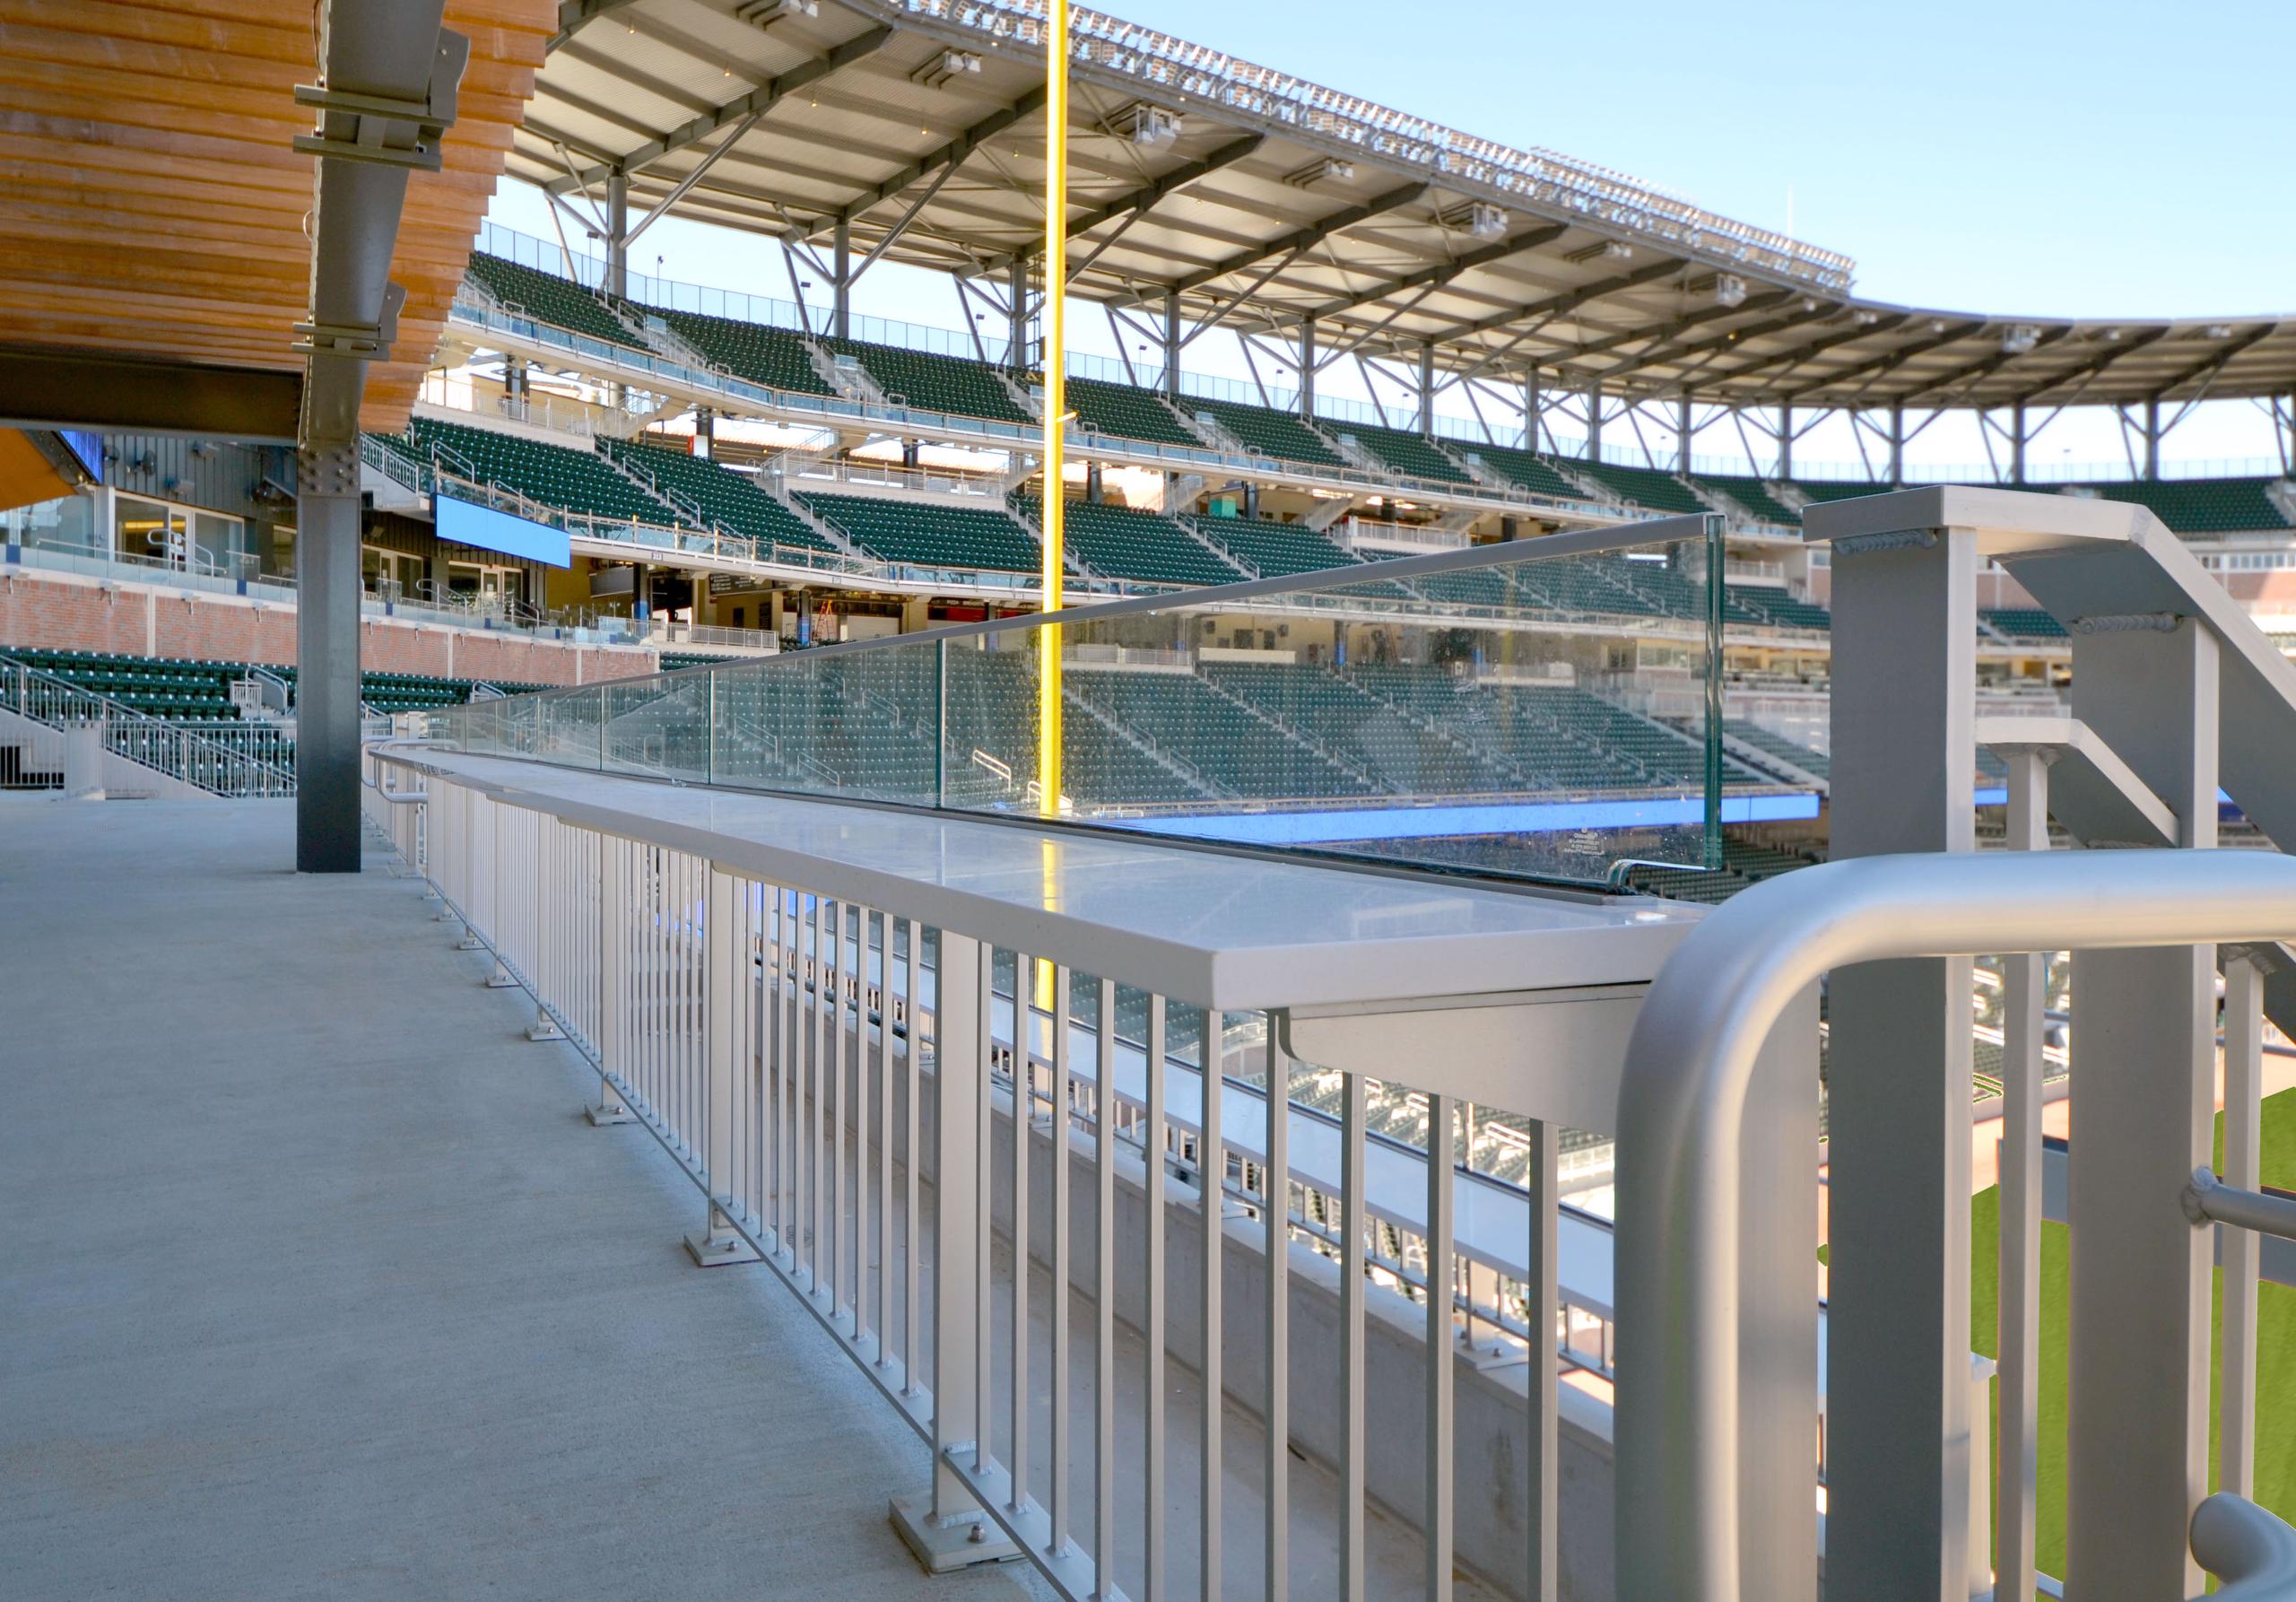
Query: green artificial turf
[{"left": 1963, "top": 1086, "right": 2296, "bottom": 1580}]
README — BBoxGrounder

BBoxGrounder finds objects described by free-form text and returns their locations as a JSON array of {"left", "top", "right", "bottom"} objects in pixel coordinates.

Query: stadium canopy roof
[
  {"left": 0, "top": 0, "right": 550, "bottom": 440},
  {"left": 519, "top": 0, "right": 2296, "bottom": 414}
]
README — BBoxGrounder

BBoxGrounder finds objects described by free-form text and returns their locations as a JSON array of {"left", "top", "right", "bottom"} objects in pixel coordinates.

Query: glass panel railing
[{"left": 421, "top": 515, "right": 1788, "bottom": 888}]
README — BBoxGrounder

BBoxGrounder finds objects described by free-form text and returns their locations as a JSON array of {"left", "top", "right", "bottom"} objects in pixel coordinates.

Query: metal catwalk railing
[{"left": 366, "top": 746, "right": 1588, "bottom": 1601}]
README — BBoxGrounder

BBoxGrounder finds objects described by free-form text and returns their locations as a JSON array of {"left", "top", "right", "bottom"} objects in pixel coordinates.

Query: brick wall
[{"left": 0, "top": 570, "right": 657, "bottom": 686}]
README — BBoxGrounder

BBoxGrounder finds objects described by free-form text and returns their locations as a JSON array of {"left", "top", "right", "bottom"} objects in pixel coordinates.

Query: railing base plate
[
  {"left": 526, "top": 1014, "right": 565, "bottom": 1041},
  {"left": 888, "top": 1493, "right": 1022, "bottom": 1574},
  {"left": 683, "top": 1232, "right": 761, "bottom": 1268},
  {"left": 584, "top": 1102, "right": 636, "bottom": 1127}
]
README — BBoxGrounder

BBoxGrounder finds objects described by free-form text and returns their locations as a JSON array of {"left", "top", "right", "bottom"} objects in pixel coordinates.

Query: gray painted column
[
  {"left": 605, "top": 168, "right": 628, "bottom": 297},
  {"left": 1779, "top": 404, "right": 1795, "bottom": 480},
  {"left": 693, "top": 406, "right": 713, "bottom": 457},
  {"left": 1006, "top": 258, "right": 1028, "bottom": 368},
  {"left": 1587, "top": 379, "right": 1603, "bottom": 463},
  {"left": 2011, "top": 401, "right": 2028, "bottom": 483},
  {"left": 1299, "top": 318, "right": 1318, "bottom": 417},
  {"left": 1889, "top": 404, "right": 1905, "bottom": 483},
  {"left": 1416, "top": 342, "right": 1435, "bottom": 437},
  {"left": 832, "top": 218, "right": 852, "bottom": 340},
  {"left": 1825, "top": 524, "right": 1978, "bottom": 1598},
  {"left": 2065, "top": 619, "right": 2219, "bottom": 1601},
  {"left": 1161, "top": 292, "right": 1180, "bottom": 399},
  {"left": 2144, "top": 396, "right": 2162, "bottom": 480},
  {"left": 1676, "top": 395, "right": 1693, "bottom": 475},
  {"left": 294, "top": 443, "right": 363, "bottom": 874},
  {"left": 1523, "top": 369, "right": 1541, "bottom": 453}
]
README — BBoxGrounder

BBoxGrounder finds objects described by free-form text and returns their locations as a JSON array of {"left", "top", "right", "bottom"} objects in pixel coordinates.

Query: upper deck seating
[
  {"left": 1334, "top": 423, "right": 1475, "bottom": 485},
  {"left": 827, "top": 337, "right": 1032, "bottom": 425},
  {"left": 1065, "top": 377, "right": 1204, "bottom": 450},
  {"left": 1016, "top": 497, "right": 1244, "bottom": 588},
  {"left": 655, "top": 309, "right": 836, "bottom": 396},
  {"left": 603, "top": 440, "right": 836, "bottom": 553},
  {"left": 1184, "top": 398, "right": 1349, "bottom": 468},
  {"left": 465, "top": 253, "right": 648, "bottom": 354}
]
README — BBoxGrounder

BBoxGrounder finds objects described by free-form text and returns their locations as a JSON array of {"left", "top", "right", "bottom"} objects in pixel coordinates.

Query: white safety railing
[
  {"left": 367, "top": 744, "right": 1592, "bottom": 1601},
  {"left": 1, "top": 657, "right": 294, "bottom": 797},
  {"left": 1614, "top": 849, "right": 2296, "bottom": 1602}
]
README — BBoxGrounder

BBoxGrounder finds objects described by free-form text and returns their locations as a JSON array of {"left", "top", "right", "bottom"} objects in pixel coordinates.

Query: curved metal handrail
[
  {"left": 2195, "top": 1493, "right": 2296, "bottom": 1601},
  {"left": 1612, "top": 849, "right": 2296, "bottom": 1602}
]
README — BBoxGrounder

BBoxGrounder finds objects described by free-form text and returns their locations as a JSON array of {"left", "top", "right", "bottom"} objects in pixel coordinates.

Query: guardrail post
[
  {"left": 891, "top": 929, "right": 1017, "bottom": 1572},
  {"left": 688, "top": 865, "right": 759, "bottom": 1267},
  {"left": 1822, "top": 518, "right": 1977, "bottom": 1598},
  {"left": 2066, "top": 616, "right": 2219, "bottom": 1600}
]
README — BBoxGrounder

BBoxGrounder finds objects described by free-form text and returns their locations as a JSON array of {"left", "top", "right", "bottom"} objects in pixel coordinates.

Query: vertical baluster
[
  {"left": 1050, "top": 963, "right": 1073, "bottom": 1556},
  {"left": 976, "top": 940, "right": 995, "bottom": 1478},
  {"left": 1011, "top": 950, "right": 1034, "bottom": 1512},
  {"left": 761, "top": 882, "right": 779, "bottom": 1249},
  {"left": 878, "top": 909, "right": 895, "bottom": 1365},
  {"left": 2223, "top": 951, "right": 2266, "bottom": 1498},
  {"left": 1095, "top": 979, "right": 1118, "bottom": 1598},
  {"left": 831, "top": 899, "right": 848, "bottom": 1325},
  {"left": 1426, "top": 1093, "right": 1456, "bottom": 1602},
  {"left": 1265, "top": 1032, "right": 1289, "bottom": 1602},
  {"left": 1998, "top": 751, "right": 2048, "bottom": 1599},
  {"left": 782, "top": 889, "right": 799, "bottom": 1260},
  {"left": 1526, "top": 1116, "right": 1559, "bottom": 1602},
  {"left": 1200, "top": 1008, "right": 1223, "bottom": 1601},
  {"left": 854, "top": 902, "right": 871, "bottom": 1344},
  {"left": 1339, "top": 1070, "right": 1367, "bottom": 1602},
  {"left": 812, "top": 893, "right": 829, "bottom": 1297},
  {"left": 1144, "top": 994, "right": 1169, "bottom": 1602},
  {"left": 904, "top": 918, "right": 923, "bottom": 1394}
]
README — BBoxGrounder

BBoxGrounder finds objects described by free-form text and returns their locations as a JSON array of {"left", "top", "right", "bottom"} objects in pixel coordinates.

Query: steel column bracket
[
  {"left": 291, "top": 30, "right": 469, "bottom": 171},
  {"left": 293, "top": 283, "right": 405, "bottom": 361}
]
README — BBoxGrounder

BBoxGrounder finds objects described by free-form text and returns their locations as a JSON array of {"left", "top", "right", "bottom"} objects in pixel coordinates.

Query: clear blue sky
[
  {"left": 1109, "top": 0, "right": 2296, "bottom": 318},
  {"left": 487, "top": 0, "right": 2296, "bottom": 474}
]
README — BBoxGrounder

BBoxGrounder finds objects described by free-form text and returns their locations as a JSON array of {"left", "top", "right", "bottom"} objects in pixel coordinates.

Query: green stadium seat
[{"left": 465, "top": 253, "right": 648, "bottom": 354}]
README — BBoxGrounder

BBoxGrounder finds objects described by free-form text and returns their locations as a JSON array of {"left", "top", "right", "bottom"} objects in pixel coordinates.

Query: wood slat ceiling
[{"left": 0, "top": 0, "right": 554, "bottom": 435}]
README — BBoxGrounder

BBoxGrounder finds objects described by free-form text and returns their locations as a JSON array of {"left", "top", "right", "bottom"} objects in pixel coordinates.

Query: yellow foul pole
[{"left": 1035, "top": 0, "right": 1068, "bottom": 817}]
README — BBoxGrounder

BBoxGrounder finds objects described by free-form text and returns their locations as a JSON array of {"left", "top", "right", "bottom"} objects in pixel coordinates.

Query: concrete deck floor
[{"left": 0, "top": 801, "right": 1049, "bottom": 1600}]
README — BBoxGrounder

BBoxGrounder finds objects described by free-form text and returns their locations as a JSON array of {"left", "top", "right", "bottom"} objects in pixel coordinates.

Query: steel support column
[
  {"left": 1587, "top": 379, "right": 1603, "bottom": 463},
  {"left": 605, "top": 167, "right": 628, "bottom": 297},
  {"left": 1007, "top": 258, "right": 1029, "bottom": 368},
  {"left": 1677, "top": 395, "right": 1693, "bottom": 475},
  {"left": 2012, "top": 402, "right": 2028, "bottom": 484},
  {"left": 1778, "top": 404, "right": 1794, "bottom": 480},
  {"left": 832, "top": 217, "right": 852, "bottom": 340},
  {"left": 1161, "top": 292, "right": 1180, "bottom": 399},
  {"left": 1889, "top": 404, "right": 1904, "bottom": 483},
  {"left": 1299, "top": 318, "right": 1318, "bottom": 418},
  {"left": 1825, "top": 523, "right": 1978, "bottom": 1598},
  {"left": 1417, "top": 342, "right": 1435, "bottom": 437},
  {"left": 2065, "top": 618, "right": 2220, "bottom": 1602},
  {"left": 2144, "top": 396, "right": 2162, "bottom": 480},
  {"left": 295, "top": 444, "right": 363, "bottom": 873}
]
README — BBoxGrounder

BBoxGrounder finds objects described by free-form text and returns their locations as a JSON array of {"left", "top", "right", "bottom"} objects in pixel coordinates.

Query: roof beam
[
  {"left": 2013, "top": 326, "right": 2170, "bottom": 404},
  {"left": 0, "top": 347, "right": 300, "bottom": 443},
  {"left": 1670, "top": 310, "right": 1908, "bottom": 390},
  {"left": 1565, "top": 290, "right": 1807, "bottom": 379},
  {"left": 794, "top": 83, "right": 1049, "bottom": 239},
  {"left": 1768, "top": 319, "right": 1986, "bottom": 400},
  {"left": 1426, "top": 256, "right": 1684, "bottom": 352},
  {"left": 2146, "top": 326, "right": 2276, "bottom": 401},
  {"left": 544, "top": 27, "right": 894, "bottom": 195},
  {"left": 1897, "top": 326, "right": 2074, "bottom": 406},
  {"left": 1171, "top": 182, "right": 1430, "bottom": 294},
  {"left": 1281, "top": 222, "right": 1570, "bottom": 335},
  {"left": 550, "top": 0, "right": 642, "bottom": 51},
  {"left": 976, "top": 135, "right": 1265, "bottom": 275}
]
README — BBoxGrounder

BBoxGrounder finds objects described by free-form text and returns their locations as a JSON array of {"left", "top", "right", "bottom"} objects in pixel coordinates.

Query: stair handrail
[{"left": 0, "top": 653, "right": 296, "bottom": 797}]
